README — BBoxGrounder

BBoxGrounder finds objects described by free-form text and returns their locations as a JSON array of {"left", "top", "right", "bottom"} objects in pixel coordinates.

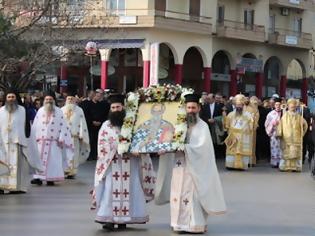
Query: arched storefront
[
  {"left": 182, "top": 47, "right": 204, "bottom": 92},
  {"left": 211, "top": 50, "right": 231, "bottom": 96},
  {"left": 107, "top": 48, "right": 143, "bottom": 93},
  {"left": 286, "top": 59, "right": 305, "bottom": 99},
  {"left": 264, "top": 56, "right": 282, "bottom": 98},
  {"left": 239, "top": 53, "right": 257, "bottom": 96},
  {"left": 158, "top": 43, "right": 176, "bottom": 85}
]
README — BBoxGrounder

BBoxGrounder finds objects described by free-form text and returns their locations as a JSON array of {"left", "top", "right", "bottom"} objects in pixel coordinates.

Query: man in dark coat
[{"left": 83, "top": 90, "right": 109, "bottom": 160}]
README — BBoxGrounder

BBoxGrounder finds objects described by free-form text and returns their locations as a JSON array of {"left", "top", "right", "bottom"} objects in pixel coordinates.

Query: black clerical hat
[
  {"left": 243, "top": 92, "right": 250, "bottom": 97},
  {"left": 5, "top": 88, "right": 19, "bottom": 98},
  {"left": 67, "top": 90, "right": 77, "bottom": 97},
  {"left": 108, "top": 94, "right": 125, "bottom": 105},
  {"left": 184, "top": 94, "right": 201, "bottom": 104},
  {"left": 274, "top": 98, "right": 281, "bottom": 103},
  {"left": 44, "top": 91, "right": 56, "bottom": 100}
]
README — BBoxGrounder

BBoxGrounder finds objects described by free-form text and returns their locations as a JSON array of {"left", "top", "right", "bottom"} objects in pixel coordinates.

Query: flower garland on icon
[{"left": 117, "top": 84, "right": 194, "bottom": 155}]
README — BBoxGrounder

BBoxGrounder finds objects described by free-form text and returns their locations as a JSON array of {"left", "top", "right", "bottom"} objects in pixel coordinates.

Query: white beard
[
  {"left": 65, "top": 103, "right": 76, "bottom": 121},
  {"left": 44, "top": 102, "right": 55, "bottom": 112},
  {"left": 65, "top": 103, "right": 75, "bottom": 112}
]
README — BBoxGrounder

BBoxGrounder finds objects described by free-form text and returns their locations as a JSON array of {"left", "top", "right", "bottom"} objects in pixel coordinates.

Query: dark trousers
[{"left": 88, "top": 125, "right": 101, "bottom": 160}]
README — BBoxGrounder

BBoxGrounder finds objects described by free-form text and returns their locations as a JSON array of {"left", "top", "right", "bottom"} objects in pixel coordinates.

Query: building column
[
  {"left": 99, "top": 49, "right": 111, "bottom": 90},
  {"left": 203, "top": 67, "right": 211, "bottom": 93},
  {"left": 230, "top": 69, "right": 238, "bottom": 96},
  {"left": 175, "top": 64, "right": 183, "bottom": 85},
  {"left": 302, "top": 77, "right": 308, "bottom": 105},
  {"left": 255, "top": 72, "right": 264, "bottom": 99},
  {"left": 280, "top": 75, "right": 287, "bottom": 98},
  {"left": 143, "top": 61, "right": 150, "bottom": 88},
  {"left": 59, "top": 64, "right": 68, "bottom": 94},
  {"left": 101, "top": 61, "right": 108, "bottom": 90}
]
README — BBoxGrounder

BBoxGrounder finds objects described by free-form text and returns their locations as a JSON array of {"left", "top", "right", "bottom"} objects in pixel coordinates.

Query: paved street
[{"left": 0, "top": 160, "right": 314, "bottom": 236}]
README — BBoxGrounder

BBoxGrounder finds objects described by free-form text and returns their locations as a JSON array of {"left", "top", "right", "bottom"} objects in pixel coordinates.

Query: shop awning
[
  {"left": 58, "top": 39, "right": 145, "bottom": 49},
  {"left": 96, "top": 39, "right": 145, "bottom": 49}
]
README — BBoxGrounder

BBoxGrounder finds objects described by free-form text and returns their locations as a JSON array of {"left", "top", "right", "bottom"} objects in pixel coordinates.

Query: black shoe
[
  {"left": 46, "top": 181, "right": 55, "bottom": 186},
  {"left": 31, "top": 179, "right": 43, "bottom": 186},
  {"left": 65, "top": 175, "right": 75, "bottom": 179},
  {"left": 102, "top": 223, "right": 114, "bottom": 231},
  {"left": 0, "top": 190, "right": 4, "bottom": 194},
  {"left": 118, "top": 224, "right": 126, "bottom": 230},
  {"left": 9, "top": 191, "right": 26, "bottom": 194}
]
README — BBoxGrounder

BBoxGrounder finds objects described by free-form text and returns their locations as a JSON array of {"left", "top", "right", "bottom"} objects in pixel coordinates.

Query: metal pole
[{"left": 90, "top": 56, "right": 94, "bottom": 91}]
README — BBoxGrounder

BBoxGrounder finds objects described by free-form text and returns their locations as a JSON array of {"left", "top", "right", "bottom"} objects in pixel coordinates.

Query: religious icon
[{"left": 129, "top": 102, "right": 180, "bottom": 153}]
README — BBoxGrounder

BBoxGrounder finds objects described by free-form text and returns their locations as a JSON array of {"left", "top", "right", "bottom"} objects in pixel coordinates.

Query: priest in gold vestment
[
  {"left": 244, "top": 96, "right": 260, "bottom": 165},
  {"left": 277, "top": 98, "right": 307, "bottom": 172},
  {"left": 224, "top": 94, "right": 254, "bottom": 170}
]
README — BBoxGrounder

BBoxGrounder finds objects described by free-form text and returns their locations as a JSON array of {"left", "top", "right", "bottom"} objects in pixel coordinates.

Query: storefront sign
[
  {"left": 211, "top": 73, "right": 231, "bottom": 81},
  {"left": 46, "top": 75, "right": 58, "bottom": 84},
  {"left": 236, "top": 57, "right": 263, "bottom": 73},
  {"left": 150, "top": 43, "right": 160, "bottom": 85},
  {"left": 119, "top": 16, "right": 137, "bottom": 24},
  {"left": 285, "top": 36, "right": 298, "bottom": 45},
  {"left": 60, "top": 80, "right": 68, "bottom": 87},
  {"left": 289, "top": 0, "right": 300, "bottom": 4}
]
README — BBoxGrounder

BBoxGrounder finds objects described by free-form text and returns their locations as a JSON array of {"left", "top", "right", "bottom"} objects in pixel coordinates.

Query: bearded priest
[
  {"left": 0, "top": 90, "right": 43, "bottom": 193},
  {"left": 277, "top": 98, "right": 308, "bottom": 172},
  {"left": 224, "top": 94, "right": 254, "bottom": 170},
  {"left": 61, "top": 92, "right": 90, "bottom": 179},
  {"left": 169, "top": 94, "right": 226, "bottom": 234},
  {"left": 31, "top": 92, "right": 74, "bottom": 186},
  {"left": 93, "top": 94, "right": 155, "bottom": 231}
]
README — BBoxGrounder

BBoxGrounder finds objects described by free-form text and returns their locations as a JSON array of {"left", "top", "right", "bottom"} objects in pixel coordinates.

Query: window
[
  {"left": 189, "top": 0, "right": 200, "bottom": 16},
  {"left": 293, "top": 17, "right": 302, "bottom": 34},
  {"left": 155, "top": 0, "right": 166, "bottom": 12},
  {"left": 106, "top": 0, "right": 125, "bottom": 16},
  {"left": 217, "top": 5, "right": 225, "bottom": 23},
  {"left": 244, "top": 9, "right": 254, "bottom": 30},
  {"left": 269, "top": 15, "right": 275, "bottom": 32}
]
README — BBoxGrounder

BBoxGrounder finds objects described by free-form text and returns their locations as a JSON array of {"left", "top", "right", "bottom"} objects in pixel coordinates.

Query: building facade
[{"left": 12, "top": 0, "right": 315, "bottom": 101}]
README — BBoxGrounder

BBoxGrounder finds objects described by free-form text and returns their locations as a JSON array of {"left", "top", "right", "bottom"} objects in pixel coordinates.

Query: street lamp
[{"left": 85, "top": 41, "right": 97, "bottom": 91}]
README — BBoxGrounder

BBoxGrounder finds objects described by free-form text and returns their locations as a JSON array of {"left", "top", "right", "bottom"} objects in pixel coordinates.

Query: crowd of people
[
  {"left": 0, "top": 86, "right": 314, "bottom": 234},
  {"left": 199, "top": 92, "right": 315, "bottom": 173}
]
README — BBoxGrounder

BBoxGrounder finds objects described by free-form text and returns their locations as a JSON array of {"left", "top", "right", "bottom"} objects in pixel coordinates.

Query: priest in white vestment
[
  {"left": 31, "top": 92, "right": 74, "bottom": 186},
  {"left": 61, "top": 94, "right": 90, "bottom": 178},
  {"left": 92, "top": 94, "right": 156, "bottom": 231},
  {"left": 264, "top": 98, "right": 283, "bottom": 167},
  {"left": 0, "top": 91, "right": 43, "bottom": 193},
  {"left": 167, "top": 94, "right": 226, "bottom": 234}
]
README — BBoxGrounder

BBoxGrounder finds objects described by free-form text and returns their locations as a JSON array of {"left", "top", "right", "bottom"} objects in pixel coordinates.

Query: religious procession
[{"left": 0, "top": 83, "right": 315, "bottom": 235}]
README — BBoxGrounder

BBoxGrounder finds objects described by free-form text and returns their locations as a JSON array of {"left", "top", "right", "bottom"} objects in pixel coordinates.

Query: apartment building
[{"left": 10, "top": 0, "right": 315, "bottom": 101}]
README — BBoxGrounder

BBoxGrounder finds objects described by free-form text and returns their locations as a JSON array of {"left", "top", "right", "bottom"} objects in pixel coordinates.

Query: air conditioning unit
[{"left": 281, "top": 8, "right": 289, "bottom": 16}]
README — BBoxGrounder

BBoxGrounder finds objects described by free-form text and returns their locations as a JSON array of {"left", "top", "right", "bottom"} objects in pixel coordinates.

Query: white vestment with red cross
[
  {"left": 32, "top": 107, "right": 74, "bottom": 181},
  {"left": 170, "top": 118, "right": 226, "bottom": 233},
  {"left": 93, "top": 121, "right": 155, "bottom": 224}
]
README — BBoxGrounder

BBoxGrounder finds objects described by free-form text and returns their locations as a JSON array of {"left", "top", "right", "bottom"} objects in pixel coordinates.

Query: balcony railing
[
  {"left": 216, "top": 20, "right": 265, "bottom": 42},
  {"left": 269, "top": 0, "right": 315, "bottom": 10},
  {"left": 268, "top": 28, "right": 313, "bottom": 49},
  {"left": 15, "top": 8, "right": 212, "bottom": 28}
]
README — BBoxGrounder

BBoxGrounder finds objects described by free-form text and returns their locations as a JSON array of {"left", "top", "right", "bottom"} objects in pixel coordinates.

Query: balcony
[
  {"left": 216, "top": 20, "right": 265, "bottom": 42},
  {"left": 15, "top": 8, "right": 212, "bottom": 35},
  {"left": 268, "top": 28, "right": 313, "bottom": 49},
  {"left": 269, "top": 0, "right": 315, "bottom": 10}
]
